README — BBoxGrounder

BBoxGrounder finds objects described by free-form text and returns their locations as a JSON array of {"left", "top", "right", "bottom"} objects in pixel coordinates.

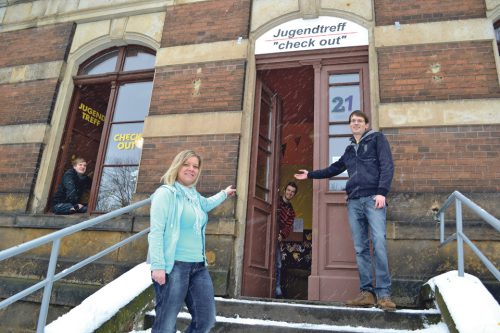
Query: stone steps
[{"left": 145, "top": 297, "right": 442, "bottom": 332}]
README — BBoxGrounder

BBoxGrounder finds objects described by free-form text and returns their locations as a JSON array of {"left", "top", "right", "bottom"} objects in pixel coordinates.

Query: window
[
  {"left": 50, "top": 45, "right": 155, "bottom": 213},
  {"left": 325, "top": 64, "right": 370, "bottom": 192},
  {"left": 328, "top": 73, "right": 360, "bottom": 191}
]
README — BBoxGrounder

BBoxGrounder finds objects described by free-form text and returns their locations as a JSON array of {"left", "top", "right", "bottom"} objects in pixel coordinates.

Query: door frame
[{"left": 242, "top": 47, "right": 369, "bottom": 300}]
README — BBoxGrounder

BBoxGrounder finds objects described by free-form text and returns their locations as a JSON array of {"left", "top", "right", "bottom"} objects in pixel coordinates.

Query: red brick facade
[
  {"left": 0, "top": 79, "right": 59, "bottom": 125},
  {"left": 374, "top": 0, "right": 486, "bottom": 26},
  {"left": 385, "top": 125, "right": 500, "bottom": 193},
  {"left": 161, "top": 0, "right": 251, "bottom": 47},
  {"left": 0, "top": 22, "right": 74, "bottom": 211},
  {"left": 0, "top": 143, "right": 43, "bottom": 193},
  {"left": 377, "top": 41, "right": 500, "bottom": 103},
  {"left": 0, "top": 22, "right": 74, "bottom": 67},
  {"left": 136, "top": 135, "right": 239, "bottom": 194},
  {"left": 149, "top": 60, "right": 246, "bottom": 115}
]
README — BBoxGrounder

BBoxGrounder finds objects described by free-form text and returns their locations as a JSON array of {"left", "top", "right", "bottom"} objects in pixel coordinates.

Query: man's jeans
[
  {"left": 52, "top": 203, "right": 87, "bottom": 214},
  {"left": 347, "top": 196, "right": 391, "bottom": 298},
  {"left": 275, "top": 243, "right": 283, "bottom": 297},
  {"left": 152, "top": 261, "right": 216, "bottom": 333}
]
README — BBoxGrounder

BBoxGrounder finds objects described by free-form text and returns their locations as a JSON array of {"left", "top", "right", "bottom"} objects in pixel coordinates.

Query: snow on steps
[{"left": 145, "top": 297, "right": 444, "bottom": 333}]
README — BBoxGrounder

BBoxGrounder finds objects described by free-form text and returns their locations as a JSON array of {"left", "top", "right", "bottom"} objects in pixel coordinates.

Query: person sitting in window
[{"left": 52, "top": 157, "right": 91, "bottom": 214}]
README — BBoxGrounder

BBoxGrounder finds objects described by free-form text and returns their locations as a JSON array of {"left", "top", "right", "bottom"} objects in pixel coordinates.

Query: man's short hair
[
  {"left": 349, "top": 110, "right": 369, "bottom": 124},
  {"left": 72, "top": 157, "right": 87, "bottom": 166},
  {"left": 286, "top": 181, "right": 298, "bottom": 194}
]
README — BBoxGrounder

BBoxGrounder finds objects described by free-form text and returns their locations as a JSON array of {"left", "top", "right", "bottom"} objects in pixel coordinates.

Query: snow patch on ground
[{"left": 427, "top": 270, "right": 500, "bottom": 333}]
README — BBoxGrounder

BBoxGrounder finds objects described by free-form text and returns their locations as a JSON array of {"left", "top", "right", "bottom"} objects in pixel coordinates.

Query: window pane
[
  {"left": 329, "top": 73, "right": 359, "bottom": 84},
  {"left": 95, "top": 166, "right": 138, "bottom": 212},
  {"left": 123, "top": 49, "right": 156, "bottom": 71},
  {"left": 329, "top": 124, "right": 351, "bottom": 135},
  {"left": 255, "top": 147, "right": 270, "bottom": 201},
  {"left": 82, "top": 50, "right": 119, "bottom": 75},
  {"left": 329, "top": 85, "right": 360, "bottom": 122},
  {"left": 259, "top": 99, "right": 272, "bottom": 140},
  {"left": 329, "top": 179, "right": 347, "bottom": 191},
  {"left": 329, "top": 137, "right": 350, "bottom": 178},
  {"left": 104, "top": 123, "right": 144, "bottom": 165},
  {"left": 113, "top": 82, "right": 153, "bottom": 122}
]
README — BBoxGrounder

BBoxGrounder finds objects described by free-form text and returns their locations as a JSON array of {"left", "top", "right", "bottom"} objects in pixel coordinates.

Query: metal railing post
[
  {"left": 37, "top": 238, "right": 61, "bottom": 333},
  {"left": 455, "top": 199, "right": 464, "bottom": 277},
  {"left": 439, "top": 211, "right": 445, "bottom": 243},
  {"left": 435, "top": 191, "right": 498, "bottom": 281}
]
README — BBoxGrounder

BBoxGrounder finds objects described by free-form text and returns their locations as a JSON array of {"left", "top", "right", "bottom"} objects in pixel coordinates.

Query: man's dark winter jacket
[
  {"left": 52, "top": 168, "right": 91, "bottom": 205},
  {"left": 307, "top": 130, "right": 394, "bottom": 199}
]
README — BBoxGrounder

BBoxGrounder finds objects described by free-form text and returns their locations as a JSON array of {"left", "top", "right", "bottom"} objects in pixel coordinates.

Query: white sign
[
  {"left": 255, "top": 16, "right": 368, "bottom": 55},
  {"left": 293, "top": 218, "right": 304, "bottom": 233}
]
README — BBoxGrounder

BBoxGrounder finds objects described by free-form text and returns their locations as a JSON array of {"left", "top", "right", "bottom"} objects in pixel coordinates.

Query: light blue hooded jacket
[{"left": 147, "top": 184, "right": 227, "bottom": 273}]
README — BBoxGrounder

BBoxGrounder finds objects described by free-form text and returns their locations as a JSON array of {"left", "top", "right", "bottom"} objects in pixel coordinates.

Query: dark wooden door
[{"left": 241, "top": 77, "right": 282, "bottom": 297}]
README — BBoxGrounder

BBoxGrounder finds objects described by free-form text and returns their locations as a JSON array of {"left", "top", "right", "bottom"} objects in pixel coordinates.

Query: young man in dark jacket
[
  {"left": 52, "top": 157, "right": 91, "bottom": 214},
  {"left": 294, "top": 110, "right": 395, "bottom": 311}
]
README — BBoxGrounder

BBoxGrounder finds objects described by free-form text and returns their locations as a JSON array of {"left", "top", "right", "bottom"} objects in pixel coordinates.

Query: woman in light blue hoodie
[{"left": 148, "top": 150, "right": 236, "bottom": 333}]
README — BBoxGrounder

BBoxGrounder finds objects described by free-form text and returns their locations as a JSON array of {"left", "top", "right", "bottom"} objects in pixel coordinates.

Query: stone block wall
[
  {"left": 137, "top": 134, "right": 239, "bottom": 195},
  {"left": 0, "top": 23, "right": 74, "bottom": 67},
  {"left": 0, "top": 22, "right": 75, "bottom": 212},
  {"left": 149, "top": 60, "right": 246, "bottom": 115},
  {"left": 386, "top": 125, "right": 500, "bottom": 194},
  {"left": 134, "top": 0, "right": 251, "bottom": 296},
  {"left": 161, "top": 0, "right": 251, "bottom": 46},
  {"left": 374, "top": 0, "right": 500, "bottom": 293},
  {"left": 377, "top": 41, "right": 500, "bottom": 103},
  {"left": 374, "top": 0, "right": 486, "bottom": 25}
]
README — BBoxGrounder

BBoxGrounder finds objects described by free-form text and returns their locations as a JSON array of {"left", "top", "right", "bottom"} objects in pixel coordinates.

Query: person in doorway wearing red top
[{"left": 275, "top": 181, "right": 298, "bottom": 298}]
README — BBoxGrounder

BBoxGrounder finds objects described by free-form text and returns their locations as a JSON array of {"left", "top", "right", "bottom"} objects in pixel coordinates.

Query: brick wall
[
  {"left": 149, "top": 60, "right": 246, "bottom": 115},
  {"left": 0, "top": 79, "right": 59, "bottom": 125},
  {"left": 385, "top": 125, "right": 500, "bottom": 193},
  {"left": 0, "top": 143, "right": 43, "bottom": 193},
  {"left": 136, "top": 134, "right": 239, "bottom": 194},
  {"left": 377, "top": 41, "right": 500, "bottom": 103},
  {"left": 0, "top": 22, "right": 74, "bottom": 67},
  {"left": 374, "top": 0, "right": 485, "bottom": 26},
  {"left": 162, "top": 0, "right": 251, "bottom": 47}
]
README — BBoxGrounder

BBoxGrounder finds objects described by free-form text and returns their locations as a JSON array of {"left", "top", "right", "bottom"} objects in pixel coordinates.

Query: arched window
[{"left": 50, "top": 45, "right": 155, "bottom": 213}]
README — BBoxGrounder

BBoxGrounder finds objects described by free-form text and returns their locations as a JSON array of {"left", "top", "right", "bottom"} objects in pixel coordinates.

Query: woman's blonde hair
[{"left": 160, "top": 150, "right": 202, "bottom": 186}]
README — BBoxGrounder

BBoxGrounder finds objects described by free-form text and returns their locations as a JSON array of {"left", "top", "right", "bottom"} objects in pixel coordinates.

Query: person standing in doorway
[
  {"left": 294, "top": 110, "right": 395, "bottom": 311},
  {"left": 148, "top": 150, "right": 236, "bottom": 333},
  {"left": 52, "top": 157, "right": 91, "bottom": 214},
  {"left": 275, "top": 181, "right": 298, "bottom": 298}
]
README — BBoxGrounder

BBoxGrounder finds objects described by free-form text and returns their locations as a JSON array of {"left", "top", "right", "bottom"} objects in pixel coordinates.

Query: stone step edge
[
  {"left": 214, "top": 296, "right": 441, "bottom": 315},
  {"left": 175, "top": 311, "right": 446, "bottom": 333}
]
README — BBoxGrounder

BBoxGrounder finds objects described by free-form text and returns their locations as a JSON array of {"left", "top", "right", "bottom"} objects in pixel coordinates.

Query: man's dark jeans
[{"left": 52, "top": 203, "right": 87, "bottom": 215}]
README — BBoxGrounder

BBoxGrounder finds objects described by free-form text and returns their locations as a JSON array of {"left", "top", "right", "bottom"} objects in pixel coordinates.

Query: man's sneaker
[
  {"left": 377, "top": 297, "right": 396, "bottom": 311},
  {"left": 345, "top": 291, "right": 376, "bottom": 307}
]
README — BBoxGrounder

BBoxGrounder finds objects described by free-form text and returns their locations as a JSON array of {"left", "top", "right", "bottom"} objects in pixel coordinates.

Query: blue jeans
[
  {"left": 275, "top": 243, "right": 283, "bottom": 296},
  {"left": 347, "top": 196, "right": 391, "bottom": 298},
  {"left": 52, "top": 203, "right": 87, "bottom": 214},
  {"left": 152, "top": 261, "right": 216, "bottom": 333}
]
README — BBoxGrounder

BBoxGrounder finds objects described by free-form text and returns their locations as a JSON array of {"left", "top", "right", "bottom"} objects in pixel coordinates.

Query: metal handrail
[
  {"left": 0, "top": 198, "right": 152, "bottom": 333},
  {"left": 436, "top": 191, "right": 500, "bottom": 280}
]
